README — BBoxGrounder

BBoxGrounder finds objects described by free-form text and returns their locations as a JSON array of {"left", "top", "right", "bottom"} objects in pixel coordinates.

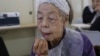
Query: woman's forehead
[
  {"left": 37, "top": 0, "right": 70, "bottom": 15},
  {"left": 38, "top": 3, "right": 60, "bottom": 14}
]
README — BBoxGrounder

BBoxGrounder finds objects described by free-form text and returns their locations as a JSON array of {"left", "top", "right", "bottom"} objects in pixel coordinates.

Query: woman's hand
[{"left": 33, "top": 38, "right": 48, "bottom": 56}]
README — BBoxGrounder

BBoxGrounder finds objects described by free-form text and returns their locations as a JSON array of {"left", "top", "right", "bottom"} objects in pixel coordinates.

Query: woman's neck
[
  {"left": 49, "top": 29, "right": 65, "bottom": 49},
  {"left": 50, "top": 36, "right": 62, "bottom": 47}
]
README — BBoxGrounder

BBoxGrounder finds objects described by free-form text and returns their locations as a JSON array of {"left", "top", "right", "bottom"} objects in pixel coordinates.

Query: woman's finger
[
  {"left": 33, "top": 38, "right": 40, "bottom": 53},
  {"left": 41, "top": 40, "right": 48, "bottom": 55},
  {"left": 36, "top": 40, "right": 43, "bottom": 54}
]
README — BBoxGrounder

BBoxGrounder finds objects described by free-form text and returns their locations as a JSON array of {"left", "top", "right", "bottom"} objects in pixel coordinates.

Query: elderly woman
[{"left": 31, "top": 0, "right": 96, "bottom": 56}]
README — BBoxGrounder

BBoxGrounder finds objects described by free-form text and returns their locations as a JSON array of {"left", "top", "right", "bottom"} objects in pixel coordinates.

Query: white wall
[
  {"left": 68, "top": 0, "right": 82, "bottom": 23},
  {"left": 83, "top": 0, "right": 92, "bottom": 8},
  {"left": 0, "top": 0, "right": 35, "bottom": 25}
]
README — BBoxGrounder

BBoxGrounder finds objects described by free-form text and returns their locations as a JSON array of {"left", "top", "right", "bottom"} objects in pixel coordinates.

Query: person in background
[
  {"left": 82, "top": 0, "right": 96, "bottom": 24},
  {"left": 90, "top": 0, "right": 100, "bottom": 31},
  {"left": 94, "top": 45, "right": 100, "bottom": 56},
  {"left": 82, "top": 0, "right": 100, "bottom": 31},
  {"left": 31, "top": 0, "right": 96, "bottom": 56}
]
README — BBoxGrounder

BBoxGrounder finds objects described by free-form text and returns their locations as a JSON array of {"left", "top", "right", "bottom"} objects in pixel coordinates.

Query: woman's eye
[
  {"left": 48, "top": 17, "right": 56, "bottom": 23},
  {"left": 49, "top": 17, "right": 54, "bottom": 20},
  {"left": 37, "top": 17, "right": 43, "bottom": 20},
  {"left": 37, "top": 14, "right": 43, "bottom": 20},
  {"left": 49, "top": 15, "right": 56, "bottom": 20},
  {"left": 37, "top": 15, "right": 43, "bottom": 23}
]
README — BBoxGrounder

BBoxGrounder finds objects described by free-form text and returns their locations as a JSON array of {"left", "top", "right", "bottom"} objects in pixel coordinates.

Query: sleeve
[
  {"left": 82, "top": 6, "right": 90, "bottom": 23},
  {"left": 30, "top": 45, "right": 35, "bottom": 56},
  {"left": 90, "top": 16, "right": 100, "bottom": 31},
  {"left": 81, "top": 33, "right": 96, "bottom": 56},
  {"left": 82, "top": 6, "right": 95, "bottom": 24}
]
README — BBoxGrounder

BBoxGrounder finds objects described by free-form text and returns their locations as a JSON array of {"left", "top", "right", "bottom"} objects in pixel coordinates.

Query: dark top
[
  {"left": 81, "top": 33, "right": 96, "bottom": 56},
  {"left": 90, "top": 16, "right": 100, "bottom": 31},
  {"left": 82, "top": 6, "right": 96, "bottom": 24}
]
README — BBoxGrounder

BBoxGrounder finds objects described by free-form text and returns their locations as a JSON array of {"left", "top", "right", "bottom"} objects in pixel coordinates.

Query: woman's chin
[
  {"left": 43, "top": 36, "right": 53, "bottom": 41},
  {"left": 43, "top": 36, "right": 51, "bottom": 40}
]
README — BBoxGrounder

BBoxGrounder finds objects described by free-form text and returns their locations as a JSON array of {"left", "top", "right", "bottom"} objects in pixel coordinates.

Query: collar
[{"left": 89, "top": 6, "right": 95, "bottom": 13}]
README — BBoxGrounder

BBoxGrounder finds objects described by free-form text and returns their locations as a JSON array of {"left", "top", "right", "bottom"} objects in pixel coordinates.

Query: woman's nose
[{"left": 41, "top": 18, "right": 49, "bottom": 27}]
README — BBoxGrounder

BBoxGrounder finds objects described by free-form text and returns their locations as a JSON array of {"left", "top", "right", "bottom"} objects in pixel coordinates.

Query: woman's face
[
  {"left": 92, "top": 0, "right": 100, "bottom": 9},
  {"left": 37, "top": 3, "right": 67, "bottom": 42}
]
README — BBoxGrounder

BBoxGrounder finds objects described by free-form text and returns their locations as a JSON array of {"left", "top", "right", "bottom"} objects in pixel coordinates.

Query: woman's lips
[{"left": 42, "top": 33, "right": 51, "bottom": 38}]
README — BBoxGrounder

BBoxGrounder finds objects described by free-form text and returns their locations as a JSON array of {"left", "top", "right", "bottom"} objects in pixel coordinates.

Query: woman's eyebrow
[
  {"left": 38, "top": 11, "right": 42, "bottom": 14},
  {"left": 38, "top": 10, "right": 58, "bottom": 15},
  {"left": 48, "top": 11, "right": 58, "bottom": 15}
]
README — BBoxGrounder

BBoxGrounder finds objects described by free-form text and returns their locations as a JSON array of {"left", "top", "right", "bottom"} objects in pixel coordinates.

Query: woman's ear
[{"left": 63, "top": 15, "right": 69, "bottom": 26}]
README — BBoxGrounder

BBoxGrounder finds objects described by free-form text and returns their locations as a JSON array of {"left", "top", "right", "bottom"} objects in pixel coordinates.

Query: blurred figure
[
  {"left": 0, "top": 36, "right": 9, "bottom": 56},
  {"left": 82, "top": 0, "right": 100, "bottom": 31},
  {"left": 90, "top": 0, "right": 100, "bottom": 31},
  {"left": 82, "top": 0, "right": 96, "bottom": 24},
  {"left": 94, "top": 45, "right": 100, "bottom": 56}
]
